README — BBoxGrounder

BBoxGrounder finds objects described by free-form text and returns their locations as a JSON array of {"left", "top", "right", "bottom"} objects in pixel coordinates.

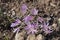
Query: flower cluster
[
  {"left": 37, "top": 17, "right": 53, "bottom": 34},
  {"left": 10, "top": 4, "right": 53, "bottom": 34}
]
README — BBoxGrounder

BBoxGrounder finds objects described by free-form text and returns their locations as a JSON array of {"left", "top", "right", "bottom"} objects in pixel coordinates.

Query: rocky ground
[{"left": 0, "top": 0, "right": 60, "bottom": 40}]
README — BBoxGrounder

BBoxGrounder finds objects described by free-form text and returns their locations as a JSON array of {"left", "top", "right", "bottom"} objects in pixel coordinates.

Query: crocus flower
[
  {"left": 23, "top": 15, "right": 34, "bottom": 25},
  {"left": 30, "top": 8, "right": 38, "bottom": 15},
  {"left": 42, "top": 22, "right": 53, "bottom": 34},
  {"left": 20, "top": 4, "right": 28, "bottom": 14},
  {"left": 25, "top": 23, "right": 38, "bottom": 34},
  {"left": 11, "top": 19, "right": 21, "bottom": 27}
]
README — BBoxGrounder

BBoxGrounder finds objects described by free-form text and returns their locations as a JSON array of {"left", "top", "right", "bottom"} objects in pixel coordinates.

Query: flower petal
[
  {"left": 20, "top": 4, "right": 28, "bottom": 14},
  {"left": 30, "top": 8, "right": 38, "bottom": 15},
  {"left": 23, "top": 15, "right": 34, "bottom": 24},
  {"left": 37, "top": 17, "right": 44, "bottom": 23},
  {"left": 11, "top": 19, "right": 21, "bottom": 27}
]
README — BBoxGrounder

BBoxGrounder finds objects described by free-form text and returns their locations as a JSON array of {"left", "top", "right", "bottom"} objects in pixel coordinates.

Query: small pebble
[
  {"left": 58, "top": 18, "right": 60, "bottom": 24},
  {"left": 36, "top": 34, "right": 44, "bottom": 40},
  {"left": 3, "top": 12, "right": 6, "bottom": 14},
  {"left": 15, "top": 30, "right": 26, "bottom": 40},
  {"left": 12, "top": 11, "right": 15, "bottom": 16},
  {"left": 27, "top": 34, "right": 35, "bottom": 40},
  {"left": 52, "top": 23, "right": 57, "bottom": 30}
]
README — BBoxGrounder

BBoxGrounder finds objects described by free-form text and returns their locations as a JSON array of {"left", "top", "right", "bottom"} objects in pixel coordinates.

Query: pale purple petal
[
  {"left": 30, "top": 8, "right": 38, "bottom": 15},
  {"left": 15, "top": 19, "right": 21, "bottom": 24},
  {"left": 11, "top": 19, "right": 21, "bottom": 27},
  {"left": 11, "top": 23, "right": 17, "bottom": 27},
  {"left": 11, "top": 23, "right": 19, "bottom": 27},
  {"left": 23, "top": 15, "right": 34, "bottom": 21},
  {"left": 20, "top": 4, "right": 28, "bottom": 14},
  {"left": 32, "top": 22, "right": 39, "bottom": 28},
  {"left": 37, "top": 17, "right": 44, "bottom": 23},
  {"left": 23, "top": 15, "right": 34, "bottom": 24}
]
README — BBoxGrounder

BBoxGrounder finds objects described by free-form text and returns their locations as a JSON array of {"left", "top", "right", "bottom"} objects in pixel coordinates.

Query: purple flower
[
  {"left": 30, "top": 8, "right": 38, "bottom": 15},
  {"left": 25, "top": 23, "right": 38, "bottom": 34},
  {"left": 20, "top": 4, "right": 28, "bottom": 14},
  {"left": 11, "top": 19, "right": 21, "bottom": 27},
  {"left": 42, "top": 22, "right": 53, "bottom": 34},
  {"left": 23, "top": 15, "right": 34, "bottom": 25}
]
